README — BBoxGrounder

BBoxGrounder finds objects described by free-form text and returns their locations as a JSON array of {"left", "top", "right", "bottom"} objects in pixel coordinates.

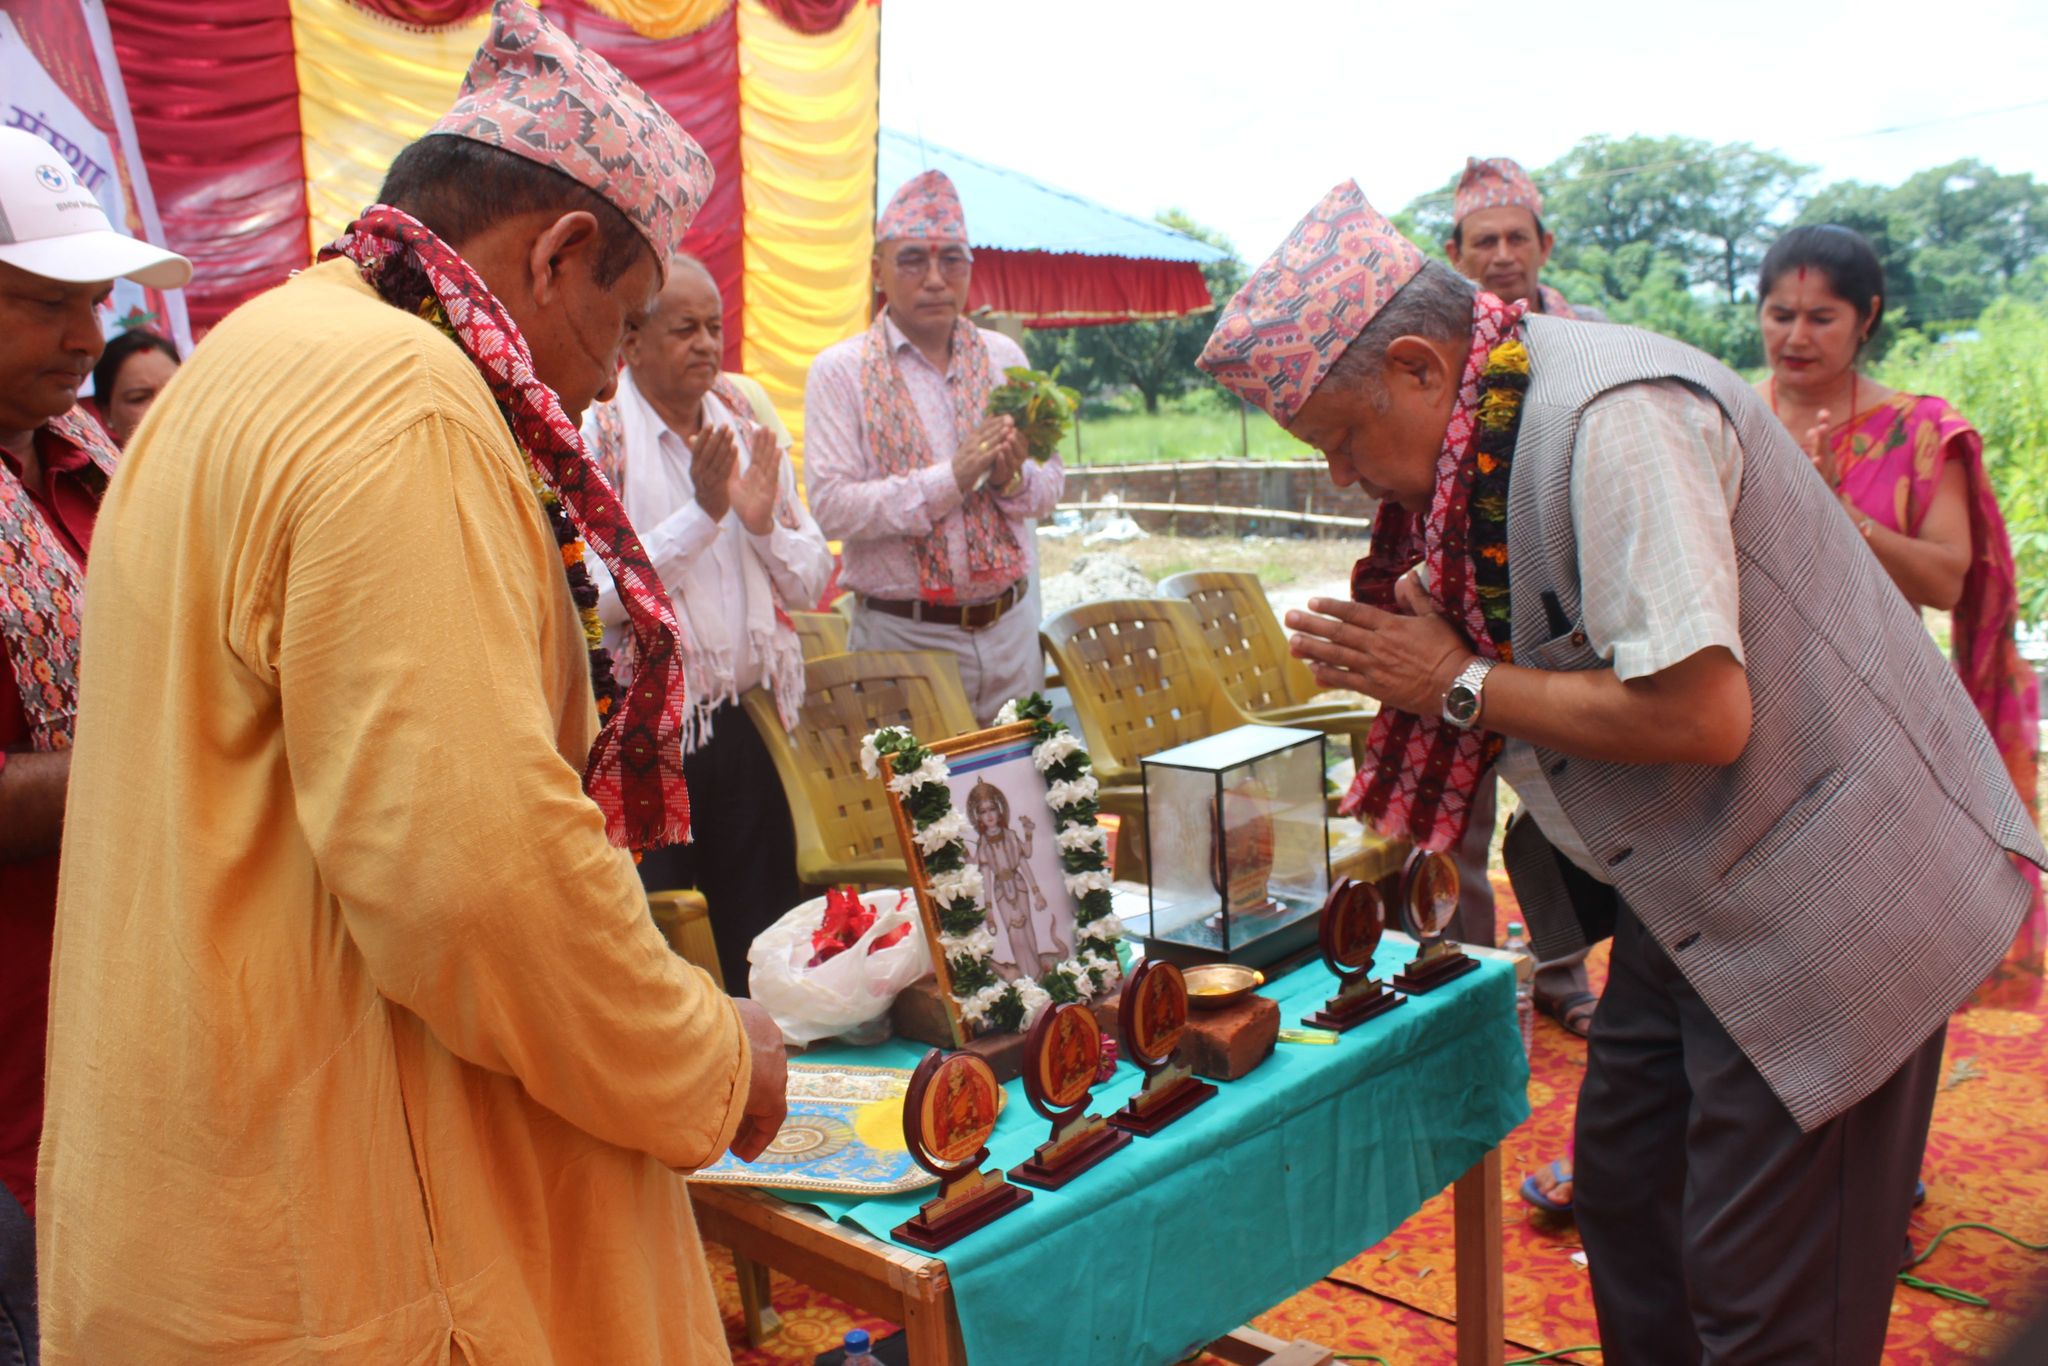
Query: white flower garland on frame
[{"left": 863, "top": 695, "right": 1123, "bottom": 1038}]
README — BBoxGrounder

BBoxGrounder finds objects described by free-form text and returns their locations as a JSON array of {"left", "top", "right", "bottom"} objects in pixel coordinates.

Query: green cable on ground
[
  {"left": 1895, "top": 1219, "right": 2048, "bottom": 1307},
  {"left": 1505, "top": 1349, "right": 1602, "bottom": 1364},
  {"left": 1904, "top": 1220, "right": 2048, "bottom": 1269}
]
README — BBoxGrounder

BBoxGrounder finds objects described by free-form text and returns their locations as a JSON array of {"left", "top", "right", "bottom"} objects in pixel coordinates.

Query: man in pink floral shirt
[{"left": 804, "top": 170, "right": 1063, "bottom": 723}]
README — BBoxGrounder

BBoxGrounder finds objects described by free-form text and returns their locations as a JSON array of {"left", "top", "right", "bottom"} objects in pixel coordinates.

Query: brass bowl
[{"left": 1182, "top": 963, "right": 1266, "bottom": 1010}]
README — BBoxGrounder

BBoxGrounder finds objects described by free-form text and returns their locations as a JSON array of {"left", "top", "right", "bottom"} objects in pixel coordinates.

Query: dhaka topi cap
[
  {"left": 876, "top": 169, "right": 967, "bottom": 245},
  {"left": 1195, "top": 179, "right": 1426, "bottom": 427},
  {"left": 429, "top": 0, "right": 713, "bottom": 265},
  {"left": 1453, "top": 156, "right": 1543, "bottom": 226}
]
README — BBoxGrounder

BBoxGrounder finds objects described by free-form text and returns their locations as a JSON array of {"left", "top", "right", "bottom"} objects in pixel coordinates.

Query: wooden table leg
[
  {"left": 735, "top": 1252, "right": 779, "bottom": 1348},
  {"left": 900, "top": 1260, "right": 968, "bottom": 1366},
  {"left": 1453, "top": 1146, "right": 1505, "bottom": 1366}
]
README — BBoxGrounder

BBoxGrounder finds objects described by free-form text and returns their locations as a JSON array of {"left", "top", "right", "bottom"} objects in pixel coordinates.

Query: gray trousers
[
  {"left": 1575, "top": 907, "right": 1942, "bottom": 1364},
  {"left": 847, "top": 581, "right": 1044, "bottom": 727},
  {"left": 1450, "top": 774, "right": 1591, "bottom": 1001}
]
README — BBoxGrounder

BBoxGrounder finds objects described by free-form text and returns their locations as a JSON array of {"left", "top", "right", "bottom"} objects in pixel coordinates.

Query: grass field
[
  {"left": 1036, "top": 530, "right": 1352, "bottom": 592},
  {"left": 1059, "top": 396, "right": 1315, "bottom": 465}
]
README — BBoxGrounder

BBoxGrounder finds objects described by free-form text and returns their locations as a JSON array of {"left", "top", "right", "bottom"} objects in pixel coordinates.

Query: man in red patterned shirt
[{"left": 0, "top": 125, "right": 189, "bottom": 1363}]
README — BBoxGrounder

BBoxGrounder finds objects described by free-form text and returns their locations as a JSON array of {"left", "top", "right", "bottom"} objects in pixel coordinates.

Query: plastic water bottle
[
  {"left": 842, "top": 1328, "right": 881, "bottom": 1366},
  {"left": 1504, "top": 920, "right": 1536, "bottom": 1056}
]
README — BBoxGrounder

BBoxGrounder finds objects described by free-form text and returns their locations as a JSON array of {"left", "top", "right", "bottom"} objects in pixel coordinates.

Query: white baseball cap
[{"left": 0, "top": 127, "right": 190, "bottom": 289}]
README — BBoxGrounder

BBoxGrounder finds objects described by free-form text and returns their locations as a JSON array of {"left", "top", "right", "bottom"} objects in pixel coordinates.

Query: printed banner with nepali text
[{"left": 0, "top": 0, "right": 190, "bottom": 351}]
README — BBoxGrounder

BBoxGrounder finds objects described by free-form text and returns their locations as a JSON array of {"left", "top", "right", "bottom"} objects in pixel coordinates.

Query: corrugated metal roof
[{"left": 877, "top": 128, "right": 1228, "bottom": 264}]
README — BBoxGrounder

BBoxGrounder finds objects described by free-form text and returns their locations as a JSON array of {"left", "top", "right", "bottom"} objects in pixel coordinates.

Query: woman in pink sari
[{"left": 1756, "top": 224, "right": 2042, "bottom": 1006}]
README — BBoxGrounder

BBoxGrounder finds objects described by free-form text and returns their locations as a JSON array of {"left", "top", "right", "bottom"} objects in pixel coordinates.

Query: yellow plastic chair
[
  {"left": 1041, "top": 596, "right": 1403, "bottom": 885},
  {"left": 1158, "top": 570, "right": 1378, "bottom": 763},
  {"left": 1038, "top": 598, "right": 1261, "bottom": 879},
  {"left": 788, "top": 610, "right": 849, "bottom": 662},
  {"left": 645, "top": 889, "right": 724, "bottom": 992},
  {"left": 742, "top": 650, "right": 979, "bottom": 888}
]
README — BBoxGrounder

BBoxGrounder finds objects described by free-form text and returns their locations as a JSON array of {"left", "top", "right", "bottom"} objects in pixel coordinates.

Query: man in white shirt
[{"left": 585, "top": 255, "right": 832, "bottom": 993}]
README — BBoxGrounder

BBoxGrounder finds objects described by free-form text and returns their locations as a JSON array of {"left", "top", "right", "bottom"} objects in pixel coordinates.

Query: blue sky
[{"left": 879, "top": 0, "right": 2048, "bottom": 262}]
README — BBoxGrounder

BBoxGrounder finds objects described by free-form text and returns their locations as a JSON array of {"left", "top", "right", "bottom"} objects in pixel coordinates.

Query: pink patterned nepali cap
[
  {"left": 876, "top": 169, "right": 967, "bottom": 244},
  {"left": 1453, "top": 156, "right": 1543, "bottom": 226},
  {"left": 1196, "top": 179, "right": 1426, "bottom": 427},
  {"left": 429, "top": 0, "right": 713, "bottom": 266}
]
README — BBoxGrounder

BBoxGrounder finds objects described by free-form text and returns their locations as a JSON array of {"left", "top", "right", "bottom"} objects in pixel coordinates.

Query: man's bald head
[{"left": 626, "top": 254, "right": 725, "bottom": 415}]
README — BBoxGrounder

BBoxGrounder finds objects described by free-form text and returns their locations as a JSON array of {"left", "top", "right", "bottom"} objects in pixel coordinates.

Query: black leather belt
[{"left": 861, "top": 580, "right": 1026, "bottom": 632}]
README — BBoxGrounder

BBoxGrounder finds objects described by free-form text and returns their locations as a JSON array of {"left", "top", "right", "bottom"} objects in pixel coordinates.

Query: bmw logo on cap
[{"left": 35, "top": 164, "right": 68, "bottom": 192}]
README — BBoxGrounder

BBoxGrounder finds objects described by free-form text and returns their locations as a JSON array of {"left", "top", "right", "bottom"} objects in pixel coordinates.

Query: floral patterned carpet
[{"left": 713, "top": 875, "right": 2048, "bottom": 1364}]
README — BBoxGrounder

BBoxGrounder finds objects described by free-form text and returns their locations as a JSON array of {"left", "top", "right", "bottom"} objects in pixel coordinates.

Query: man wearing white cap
[{"left": 0, "top": 123, "right": 190, "bottom": 1366}]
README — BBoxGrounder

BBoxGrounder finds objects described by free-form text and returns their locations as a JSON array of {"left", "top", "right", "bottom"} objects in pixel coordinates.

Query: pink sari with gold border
[{"left": 1836, "top": 392, "right": 2043, "bottom": 1003}]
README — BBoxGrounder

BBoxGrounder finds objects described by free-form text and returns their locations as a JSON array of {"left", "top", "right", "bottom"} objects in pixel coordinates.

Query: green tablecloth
[{"left": 785, "top": 939, "right": 1528, "bottom": 1365}]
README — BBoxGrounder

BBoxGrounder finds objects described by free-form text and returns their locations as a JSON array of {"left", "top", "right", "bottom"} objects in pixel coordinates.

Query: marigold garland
[
  {"left": 1469, "top": 337, "right": 1529, "bottom": 658},
  {"left": 862, "top": 693, "right": 1121, "bottom": 1037}
]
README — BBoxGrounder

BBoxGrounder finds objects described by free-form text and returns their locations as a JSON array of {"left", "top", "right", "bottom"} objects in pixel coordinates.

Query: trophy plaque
[
  {"left": 1303, "top": 878, "right": 1407, "bottom": 1031},
  {"left": 891, "top": 1049, "right": 1032, "bottom": 1251},
  {"left": 1008, "top": 1003, "right": 1132, "bottom": 1190},
  {"left": 1108, "top": 960, "right": 1218, "bottom": 1137},
  {"left": 1390, "top": 849, "right": 1481, "bottom": 994}
]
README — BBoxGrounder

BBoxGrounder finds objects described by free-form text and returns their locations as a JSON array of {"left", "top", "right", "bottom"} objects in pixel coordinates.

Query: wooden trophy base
[
  {"left": 1108, "top": 1066, "right": 1217, "bottom": 1138},
  {"left": 1392, "top": 945, "right": 1481, "bottom": 995},
  {"left": 1008, "top": 1115, "right": 1132, "bottom": 1190},
  {"left": 1304, "top": 979, "right": 1407, "bottom": 1033},
  {"left": 890, "top": 1167, "right": 1033, "bottom": 1252}
]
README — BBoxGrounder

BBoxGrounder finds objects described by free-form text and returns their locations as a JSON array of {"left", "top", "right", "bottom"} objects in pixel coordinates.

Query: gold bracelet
[{"left": 1000, "top": 470, "right": 1025, "bottom": 496}]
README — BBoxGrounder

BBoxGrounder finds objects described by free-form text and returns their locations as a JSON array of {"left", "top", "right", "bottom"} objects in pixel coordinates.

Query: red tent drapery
[
  {"left": 965, "top": 250, "right": 1216, "bottom": 329},
  {"left": 106, "top": 0, "right": 305, "bottom": 333},
  {"left": 546, "top": 6, "right": 745, "bottom": 369}
]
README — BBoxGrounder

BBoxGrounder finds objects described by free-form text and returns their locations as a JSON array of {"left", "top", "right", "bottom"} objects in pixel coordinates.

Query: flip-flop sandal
[
  {"left": 1536, "top": 990, "right": 1599, "bottom": 1040},
  {"left": 1519, "top": 1158, "right": 1575, "bottom": 1217}
]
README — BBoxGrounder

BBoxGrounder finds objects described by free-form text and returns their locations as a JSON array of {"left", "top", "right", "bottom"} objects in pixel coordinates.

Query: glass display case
[{"left": 1141, "top": 724, "right": 1330, "bottom": 971}]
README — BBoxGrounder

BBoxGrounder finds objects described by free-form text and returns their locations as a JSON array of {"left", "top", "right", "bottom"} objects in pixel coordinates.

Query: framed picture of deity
[{"left": 868, "top": 698, "right": 1124, "bottom": 1046}]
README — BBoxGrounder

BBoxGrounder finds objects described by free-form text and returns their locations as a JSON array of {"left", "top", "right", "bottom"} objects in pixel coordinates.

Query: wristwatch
[{"left": 1441, "top": 658, "right": 1496, "bottom": 730}]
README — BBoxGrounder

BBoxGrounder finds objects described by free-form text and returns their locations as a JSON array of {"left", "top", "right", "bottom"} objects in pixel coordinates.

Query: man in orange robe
[{"left": 36, "top": 5, "right": 785, "bottom": 1360}]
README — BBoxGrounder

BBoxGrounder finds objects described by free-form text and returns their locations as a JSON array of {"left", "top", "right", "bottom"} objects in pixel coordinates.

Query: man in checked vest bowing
[
  {"left": 38, "top": 4, "right": 785, "bottom": 1359},
  {"left": 1203, "top": 181, "right": 2043, "bottom": 1363}
]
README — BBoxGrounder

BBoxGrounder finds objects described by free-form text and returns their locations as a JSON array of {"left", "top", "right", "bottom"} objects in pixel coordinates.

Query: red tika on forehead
[{"left": 429, "top": 0, "right": 713, "bottom": 263}]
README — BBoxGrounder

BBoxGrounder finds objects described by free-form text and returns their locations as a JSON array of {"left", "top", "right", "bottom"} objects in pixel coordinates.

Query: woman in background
[
  {"left": 89, "top": 328, "right": 178, "bottom": 446},
  {"left": 1756, "top": 223, "right": 2041, "bottom": 1003}
]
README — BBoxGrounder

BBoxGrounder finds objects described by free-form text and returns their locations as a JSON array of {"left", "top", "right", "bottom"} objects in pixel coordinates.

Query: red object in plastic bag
[{"left": 808, "top": 887, "right": 911, "bottom": 967}]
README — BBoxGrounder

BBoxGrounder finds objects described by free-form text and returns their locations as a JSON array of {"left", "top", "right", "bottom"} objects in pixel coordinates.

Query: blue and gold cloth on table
[
  {"left": 693, "top": 1063, "right": 936, "bottom": 1196},
  {"left": 740, "top": 938, "right": 1528, "bottom": 1366}
]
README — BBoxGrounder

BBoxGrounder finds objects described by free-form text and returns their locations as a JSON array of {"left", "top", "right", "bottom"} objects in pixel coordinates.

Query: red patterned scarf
[
  {"left": 858, "top": 312, "right": 1023, "bottom": 603},
  {"left": 0, "top": 409, "right": 118, "bottom": 751},
  {"left": 323, "top": 206, "right": 689, "bottom": 852},
  {"left": 1341, "top": 291, "right": 1529, "bottom": 852}
]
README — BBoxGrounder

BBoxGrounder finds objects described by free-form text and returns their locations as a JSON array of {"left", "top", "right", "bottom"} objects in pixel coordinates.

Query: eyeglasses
[{"left": 892, "top": 247, "right": 973, "bottom": 279}]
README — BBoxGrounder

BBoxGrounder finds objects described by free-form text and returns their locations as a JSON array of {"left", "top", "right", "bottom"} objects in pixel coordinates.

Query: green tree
[
  {"left": 1690, "top": 143, "right": 1810, "bottom": 303},
  {"left": 1024, "top": 210, "right": 1242, "bottom": 414}
]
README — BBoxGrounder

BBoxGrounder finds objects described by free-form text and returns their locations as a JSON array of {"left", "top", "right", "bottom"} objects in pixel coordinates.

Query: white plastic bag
[{"left": 748, "top": 889, "right": 932, "bottom": 1046}]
